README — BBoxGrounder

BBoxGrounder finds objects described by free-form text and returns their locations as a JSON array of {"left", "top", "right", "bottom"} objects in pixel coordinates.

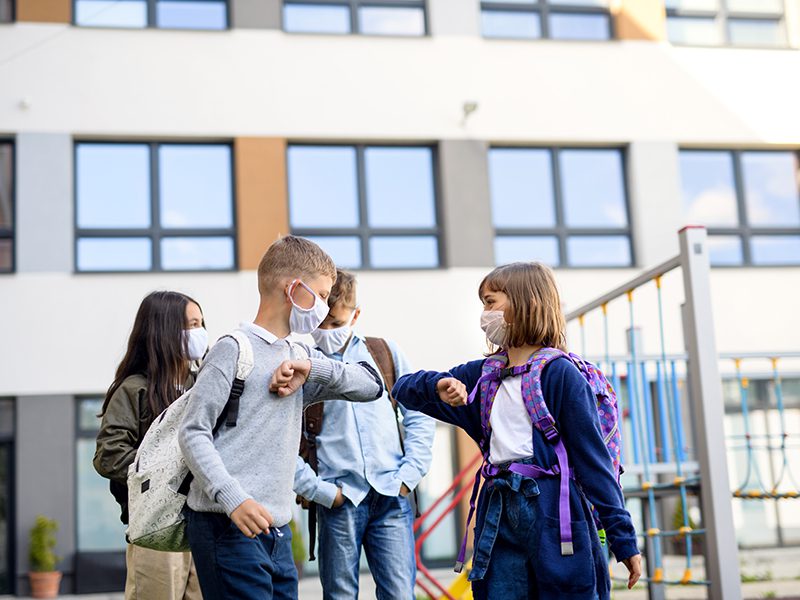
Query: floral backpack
[{"left": 456, "top": 348, "right": 622, "bottom": 571}]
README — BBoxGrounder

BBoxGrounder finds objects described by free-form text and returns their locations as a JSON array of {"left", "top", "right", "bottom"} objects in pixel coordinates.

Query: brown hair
[
  {"left": 328, "top": 269, "right": 358, "bottom": 309},
  {"left": 478, "top": 262, "right": 566, "bottom": 351},
  {"left": 257, "top": 235, "right": 337, "bottom": 296},
  {"left": 101, "top": 291, "right": 204, "bottom": 418}
]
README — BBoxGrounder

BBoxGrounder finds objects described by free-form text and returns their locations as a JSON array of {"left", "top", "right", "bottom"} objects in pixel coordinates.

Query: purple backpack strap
[{"left": 525, "top": 348, "right": 577, "bottom": 555}]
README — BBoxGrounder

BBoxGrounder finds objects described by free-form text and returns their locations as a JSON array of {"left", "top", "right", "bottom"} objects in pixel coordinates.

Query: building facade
[{"left": 1, "top": 0, "right": 800, "bottom": 594}]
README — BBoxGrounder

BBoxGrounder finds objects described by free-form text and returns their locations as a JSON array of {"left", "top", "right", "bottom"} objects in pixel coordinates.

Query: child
[
  {"left": 178, "top": 235, "right": 383, "bottom": 600},
  {"left": 294, "top": 269, "right": 435, "bottom": 600},
  {"left": 94, "top": 290, "right": 205, "bottom": 600},
  {"left": 393, "top": 262, "right": 642, "bottom": 600}
]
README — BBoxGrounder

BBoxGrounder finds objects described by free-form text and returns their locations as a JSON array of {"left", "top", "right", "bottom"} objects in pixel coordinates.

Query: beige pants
[{"left": 125, "top": 545, "right": 203, "bottom": 600}]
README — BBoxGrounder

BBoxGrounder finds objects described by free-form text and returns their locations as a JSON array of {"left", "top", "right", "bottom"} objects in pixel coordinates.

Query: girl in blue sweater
[{"left": 393, "top": 262, "right": 642, "bottom": 599}]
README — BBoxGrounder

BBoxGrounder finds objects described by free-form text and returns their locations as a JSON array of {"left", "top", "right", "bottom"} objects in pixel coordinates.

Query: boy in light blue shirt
[{"left": 294, "top": 269, "right": 435, "bottom": 600}]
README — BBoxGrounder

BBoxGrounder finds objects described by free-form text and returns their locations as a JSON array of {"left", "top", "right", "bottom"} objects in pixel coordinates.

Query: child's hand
[
  {"left": 269, "top": 360, "right": 312, "bottom": 397},
  {"left": 332, "top": 488, "right": 346, "bottom": 508},
  {"left": 230, "top": 499, "right": 274, "bottom": 538},
  {"left": 436, "top": 377, "right": 467, "bottom": 406},
  {"left": 622, "top": 554, "right": 642, "bottom": 589}
]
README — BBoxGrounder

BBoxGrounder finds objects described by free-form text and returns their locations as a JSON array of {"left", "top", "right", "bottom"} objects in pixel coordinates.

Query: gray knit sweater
[{"left": 178, "top": 323, "right": 383, "bottom": 527}]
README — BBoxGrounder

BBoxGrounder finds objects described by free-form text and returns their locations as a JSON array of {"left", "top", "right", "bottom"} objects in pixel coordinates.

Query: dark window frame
[
  {"left": 0, "top": 140, "right": 14, "bottom": 275},
  {"left": 665, "top": 1, "right": 787, "bottom": 47},
  {"left": 680, "top": 148, "right": 800, "bottom": 267},
  {"left": 72, "top": 0, "right": 231, "bottom": 30},
  {"left": 0, "top": 398, "right": 15, "bottom": 595},
  {"left": 480, "top": 0, "right": 614, "bottom": 41},
  {"left": 282, "top": 0, "right": 429, "bottom": 36},
  {"left": 288, "top": 142, "right": 445, "bottom": 270},
  {"left": 490, "top": 146, "right": 635, "bottom": 269},
  {"left": 73, "top": 140, "right": 238, "bottom": 274}
]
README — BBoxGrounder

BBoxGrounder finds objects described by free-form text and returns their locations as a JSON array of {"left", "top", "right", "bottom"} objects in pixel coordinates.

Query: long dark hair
[{"left": 101, "top": 291, "right": 204, "bottom": 417}]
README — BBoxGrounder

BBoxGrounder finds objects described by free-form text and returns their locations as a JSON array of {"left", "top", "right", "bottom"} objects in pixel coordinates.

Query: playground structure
[{"left": 413, "top": 227, "right": 800, "bottom": 600}]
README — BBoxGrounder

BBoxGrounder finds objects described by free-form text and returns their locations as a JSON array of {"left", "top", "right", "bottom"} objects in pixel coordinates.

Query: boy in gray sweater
[{"left": 179, "top": 236, "right": 383, "bottom": 599}]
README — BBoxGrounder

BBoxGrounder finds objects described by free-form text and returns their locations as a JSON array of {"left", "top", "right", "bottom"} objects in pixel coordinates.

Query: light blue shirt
[{"left": 293, "top": 334, "right": 435, "bottom": 508}]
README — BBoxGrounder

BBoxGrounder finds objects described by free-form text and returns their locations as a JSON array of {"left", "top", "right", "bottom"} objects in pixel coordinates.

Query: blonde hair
[
  {"left": 257, "top": 235, "right": 337, "bottom": 296},
  {"left": 478, "top": 262, "right": 566, "bottom": 351},
  {"left": 328, "top": 269, "right": 357, "bottom": 309}
]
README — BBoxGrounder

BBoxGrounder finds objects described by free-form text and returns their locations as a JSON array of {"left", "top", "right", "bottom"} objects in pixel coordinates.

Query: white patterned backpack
[{"left": 126, "top": 330, "right": 254, "bottom": 552}]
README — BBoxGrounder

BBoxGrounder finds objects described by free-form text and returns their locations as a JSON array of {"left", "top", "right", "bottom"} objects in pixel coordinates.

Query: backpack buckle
[
  {"left": 498, "top": 366, "right": 514, "bottom": 380},
  {"left": 540, "top": 419, "right": 560, "bottom": 444}
]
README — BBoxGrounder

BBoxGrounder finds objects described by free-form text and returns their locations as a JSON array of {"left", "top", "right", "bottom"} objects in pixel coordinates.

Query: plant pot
[{"left": 28, "top": 571, "right": 62, "bottom": 599}]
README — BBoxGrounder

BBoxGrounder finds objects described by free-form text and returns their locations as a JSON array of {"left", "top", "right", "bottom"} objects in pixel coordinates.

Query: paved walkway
[{"left": 5, "top": 548, "right": 800, "bottom": 599}]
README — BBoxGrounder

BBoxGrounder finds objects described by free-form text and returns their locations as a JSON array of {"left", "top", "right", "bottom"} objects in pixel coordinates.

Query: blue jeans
[
  {"left": 470, "top": 466, "right": 601, "bottom": 600},
  {"left": 185, "top": 509, "right": 297, "bottom": 600},
  {"left": 317, "top": 489, "right": 416, "bottom": 600}
]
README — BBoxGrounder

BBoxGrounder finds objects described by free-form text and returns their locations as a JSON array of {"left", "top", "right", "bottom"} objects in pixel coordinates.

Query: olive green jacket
[{"left": 93, "top": 373, "right": 193, "bottom": 523}]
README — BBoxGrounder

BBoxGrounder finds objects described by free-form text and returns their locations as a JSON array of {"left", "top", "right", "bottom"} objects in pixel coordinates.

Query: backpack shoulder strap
[
  {"left": 364, "top": 337, "right": 396, "bottom": 402},
  {"left": 214, "top": 330, "right": 255, "bottom": 430},
  {"left": 523, "top": 347, "right": 570, "bottom": 441}
]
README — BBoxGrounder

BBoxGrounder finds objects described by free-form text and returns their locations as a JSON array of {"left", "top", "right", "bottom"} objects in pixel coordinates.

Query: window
[
  {"left": 287, "top": 144, "right": 440, "bottom": 269},
  {"left": 75, "top": 142, "right": 236, "bottom": 272},
  {"left": 283, "top": 0, "right": 426, "bottom": 35},
  {"left": 74, "top": 0, "right": 228, "bottom": 29},
  {"left": 76, "top": 398, "right": 127, "bottom": 552},
  {"left": 665, "top": 0, "right": 787, "bottom": 47},
  {"left": 679, "top": 150, "right": 800, "bottom": 266},
  {"left": 489, "top": 147, "right": 632, "bottom": 267},
  {"left": 0, "top": 143, "right": 12, "bottom": 274},
  {"left": 481, "top": 0, "right": 612, "bottom": 40}
]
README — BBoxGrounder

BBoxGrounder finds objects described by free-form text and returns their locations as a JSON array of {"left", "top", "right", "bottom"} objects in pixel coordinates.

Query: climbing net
[
  {"left": 567, "top": 268, "right": 799, "bottom": 595},
  {"left": 729, "top": 356, "right": 800, "bottom": 501}
]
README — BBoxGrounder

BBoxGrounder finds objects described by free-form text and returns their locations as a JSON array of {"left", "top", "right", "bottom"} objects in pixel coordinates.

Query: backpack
[
  {"left": 298, "top": 336, "right": 412, "bottom": 560},
  {"left": 456, "top": 348, "right": 622, "bottom": 571},
  {"left": 126, "top": 330, "right": 254, "bottom": 552}
]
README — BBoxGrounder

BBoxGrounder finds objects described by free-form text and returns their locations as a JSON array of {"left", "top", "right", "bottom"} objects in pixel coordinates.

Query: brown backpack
[{"left": 298, "top": 337, "right": 407, "bottom": 560}]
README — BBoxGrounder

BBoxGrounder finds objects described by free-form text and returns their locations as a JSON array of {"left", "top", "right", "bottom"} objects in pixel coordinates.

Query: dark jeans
[
  {"left": 185, "top": 508, "right": 297, "bottom": 600},
  {"left": 470, "top": 463, "right": 600, "bottom": 600}
]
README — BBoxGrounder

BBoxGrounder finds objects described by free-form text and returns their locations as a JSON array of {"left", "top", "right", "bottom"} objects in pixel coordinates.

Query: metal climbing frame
[{"left": 564, "top": 226, "right": 741, "bottom": 600}]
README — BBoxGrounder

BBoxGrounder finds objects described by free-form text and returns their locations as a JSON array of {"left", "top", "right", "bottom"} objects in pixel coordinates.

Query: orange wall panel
[
  {"left": 16, "top": 0, "right": 71, "bottom": 23},
  {"left": 614, "top": 0, "right": 666, "bottom": 41},
  {"left": 234, "top": 138, "right": 290, "bottom": 271}
]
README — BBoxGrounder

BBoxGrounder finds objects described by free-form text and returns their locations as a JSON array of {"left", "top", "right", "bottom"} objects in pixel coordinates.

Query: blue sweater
[{"left": 392, "top": 356, "right": 639, "bottom": 564}]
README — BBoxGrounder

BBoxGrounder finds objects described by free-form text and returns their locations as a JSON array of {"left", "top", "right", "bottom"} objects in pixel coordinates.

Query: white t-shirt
[{"left": 489, "top": 375, "right": 534, "bottom": 464}]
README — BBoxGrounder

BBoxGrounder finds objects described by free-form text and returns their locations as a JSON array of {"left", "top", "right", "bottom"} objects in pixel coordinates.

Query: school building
[{"left": 1, "top": 0, "right": 800, "bottom": 595}]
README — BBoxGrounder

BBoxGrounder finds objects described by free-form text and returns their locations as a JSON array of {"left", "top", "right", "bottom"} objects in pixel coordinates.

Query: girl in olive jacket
[{"left": 94, "top": 291, "right": 207, "bottom": 600}]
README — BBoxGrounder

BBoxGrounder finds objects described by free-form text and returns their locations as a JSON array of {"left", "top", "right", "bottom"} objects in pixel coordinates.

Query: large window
[
  {"left": 76, "top": 398, "right": 126, "bottom": 552},
  {"left": 481, "top": 0, "right": 612, "bottom": 41},
  {"left": 489, "top": 147, "right": 632, "bottom": 267},
  {"left": 0, "top": 143, "right": 12, "bottom": 274},
  {"left": 288, "top": 144, "right": 440, "bottom": 269},
  {"left": 666, "top": 0, "right": 787, "bottom": 47},
  {"left": 75, "top": 142, "right": 236, "bottom": 272},
  {"left": 679, "top": 150, "right": 800, "bottom": 266},
  {"left": 283, "top": 0, "right": 426, "bottom": 35},
  {"left": 74, "top": 0, "right": 228, "bottom": 29}
]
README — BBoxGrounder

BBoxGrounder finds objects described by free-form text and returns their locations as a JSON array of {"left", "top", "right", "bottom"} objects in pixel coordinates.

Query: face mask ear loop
[{"left": 288, "top": 279, "right": 318, "bottom": 312}]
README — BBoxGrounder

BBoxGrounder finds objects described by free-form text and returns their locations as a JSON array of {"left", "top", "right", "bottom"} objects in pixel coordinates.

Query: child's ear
[{"left": 351, "top": 307, "right": 362, "bottom": 327}]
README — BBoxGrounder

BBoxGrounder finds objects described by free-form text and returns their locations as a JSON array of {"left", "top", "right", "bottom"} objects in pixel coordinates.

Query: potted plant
[{"left": 28, "top": 516, "right": 62, "bottom": 599}]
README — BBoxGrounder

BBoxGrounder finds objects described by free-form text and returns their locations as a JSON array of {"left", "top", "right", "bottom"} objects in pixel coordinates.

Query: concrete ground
[{"left": 4, "top": 547, "right": 799, "bottom": 599}]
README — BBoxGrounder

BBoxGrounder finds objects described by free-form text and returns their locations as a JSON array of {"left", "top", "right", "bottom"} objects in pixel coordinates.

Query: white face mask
[
  {"left": 480, "top": 310, "right": 508, "bottom": 347},
  {"left": 184, "top": 327, "right": 208, "bottom": 361},
  {"left": 311, "top": 312, "right": 356, "bottom": 355},
  {"left": 287, "top": 279, "right": 330, "bottom": 335}
]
